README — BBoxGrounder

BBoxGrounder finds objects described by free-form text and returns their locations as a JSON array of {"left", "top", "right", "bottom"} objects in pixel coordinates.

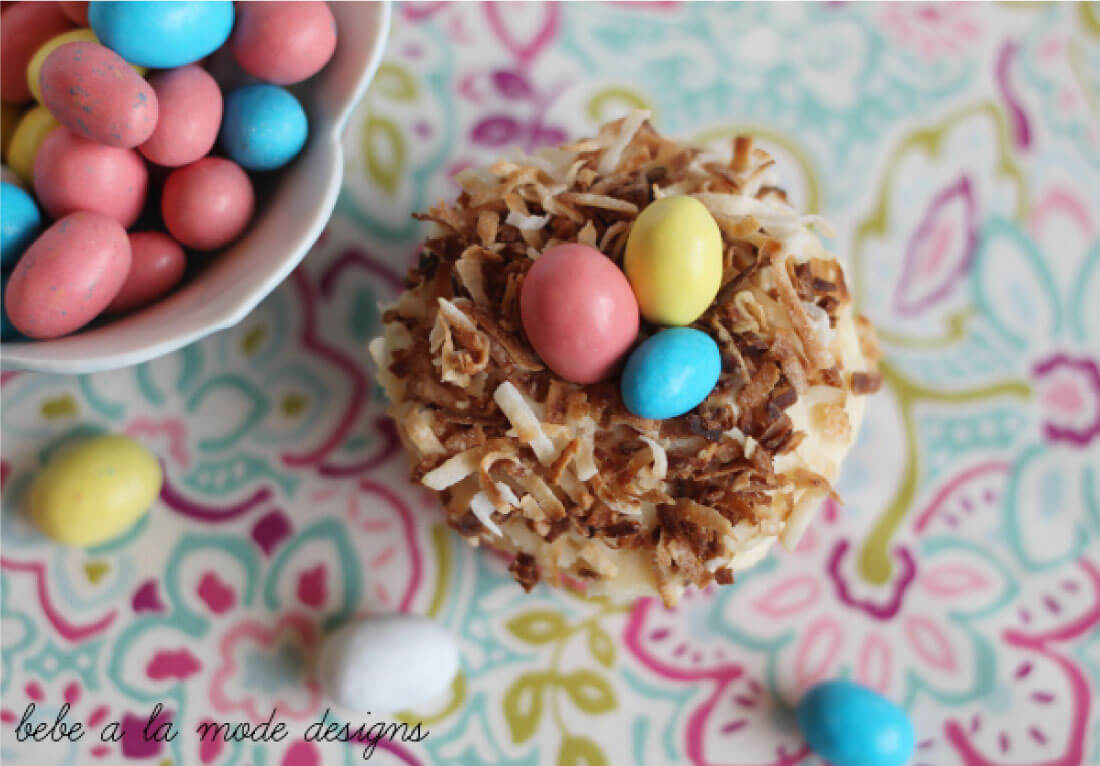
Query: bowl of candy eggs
[{"left": 0, "top": 0, "right": 391, "bottom": 373}]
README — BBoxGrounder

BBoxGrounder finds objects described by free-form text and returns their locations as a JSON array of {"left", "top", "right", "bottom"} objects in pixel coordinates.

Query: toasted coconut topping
[{"left": 375, "top": 111, "right": 880, "bottom": 606}]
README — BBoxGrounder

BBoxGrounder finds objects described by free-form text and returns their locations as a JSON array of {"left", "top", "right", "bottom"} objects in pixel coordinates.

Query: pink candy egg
[
  {"left": 1, "top": 2, "right": 73, "bottom": 103},
  {"left": 34, "top": 127, "right": 148, "bottom": 228},
  {"left": 106, "top": 231, "right": 186, "bottom": 313},
  {"left": 39, "top": 41, "right": 158, "bottom": 149},
  {"left": 232, "top": 1, "right": 337, "bottom": 85},
  {"left": 520, "top": 243, "right": 639, "bottom": 384},
  {"left": 5, "top": 211, "right": 131, "bottom": 338},
  {"left": 58, "top": 2, "right": 88, "bottom": 25},
  {"left": 162, "top": 158, "right": 254, "bottom": 251},
  {"left": 139, "top": 65, "right": 222, "bottom": 167}
]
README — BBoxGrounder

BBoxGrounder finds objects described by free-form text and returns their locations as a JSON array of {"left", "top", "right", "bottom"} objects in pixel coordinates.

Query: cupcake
[{"left": 370, "top": 112, "right": 881, "bottom": 606}]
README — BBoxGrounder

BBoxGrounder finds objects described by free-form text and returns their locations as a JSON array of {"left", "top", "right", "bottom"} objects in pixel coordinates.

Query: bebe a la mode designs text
[{"left": 13, "top": 702, "right": 429, "bottom": 760}]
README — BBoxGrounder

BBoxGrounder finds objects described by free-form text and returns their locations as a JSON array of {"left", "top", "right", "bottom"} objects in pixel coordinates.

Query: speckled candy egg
[
  {"left": 624, "top": 195, "right": 723, "bottom": 326},
  {"left": 1, "top": 182, "right": 43, "bottom": 268},
  {"left": 318, "top": 615, "right": 459, "bottom": 714},
  {"left": 140, "top": 65, "right": 222, "bottom": 167},
  {"left": 1, "top": 2, "right": 73, "bottom": 103},
  {"left": 39, "top": 41, "right": 157, "bottom": 149},
  {"left": 797, "top": 679, "right": 915, "bottom": 766},
  {"left": 5, "top": 211, "right": 131, "bottom": 339},
  {"left": 161, "top": 157, "right": 254, "bottom": 251},
  {"left": 34, "top": 127, "right": 148, "bottom": 227},
  {"left": 232, "top": 1, "right": 337, "bottom": 85},
  {"left": 31, "top": 434, "right": 162, "bottom": 547},
  {"left": 106, "top": 231, "right": 186, "bottom": 314},
  {"left": 220, "top": 84, "right": 307, "bottom": 171},
  {"left": 620, "top": 327, "right": 721, "bottom": 419},
  {"left": 520, "top": 243, "right": 639, "bottom": 384},
  {"left": 89, "top": 0, "right": 234, "bottom": 68},
  {"left": 27, "top": 28, "right": 95, "bottom": 104}
]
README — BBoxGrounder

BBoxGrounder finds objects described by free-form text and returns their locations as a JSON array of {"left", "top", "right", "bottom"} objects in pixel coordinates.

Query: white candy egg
[{"left": 318, "top": 615, "right": 459, "bottom": 714}]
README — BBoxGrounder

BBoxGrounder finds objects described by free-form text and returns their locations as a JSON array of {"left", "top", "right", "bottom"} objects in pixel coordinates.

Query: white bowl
[{"left": 1, "top": 1, "right": 391, "bottom": 374}]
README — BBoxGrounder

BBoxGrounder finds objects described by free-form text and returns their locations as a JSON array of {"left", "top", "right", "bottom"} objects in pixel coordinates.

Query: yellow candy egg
[
  {"left": 31, "top": 435, "right": 162, "bottom": 547},
  {"left": 1, "top": 101, "right": 22, "bottom": 161},
  {"left": 7, "top": 105, "right": 59, "bottom": 183},
  {"left": 624, "top": 195, "right": 723, "bottom": 326}
]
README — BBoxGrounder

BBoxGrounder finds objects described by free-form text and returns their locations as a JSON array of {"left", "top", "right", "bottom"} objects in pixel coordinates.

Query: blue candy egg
[
  {"left": 1, "top": 183, "right": 42, "bottom": 269},
  {"left": 621, "top": 327, "right": 720, "bottom": 419},
  {"left": 220, "top": 84, "right": 308, "bottom": 172},
  {"left": 797, "top": 679, "right": 915, "bottom": 766},
  {"left": 89, "top": 1, "right": 234, "bottom": 68}
]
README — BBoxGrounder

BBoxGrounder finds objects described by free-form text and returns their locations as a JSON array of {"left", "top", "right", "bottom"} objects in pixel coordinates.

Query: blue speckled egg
[
  {"left": 621, "top": 327, "right": 720, "bottom": 419},
  {"left": 797, "top": 679, "right": 915, "bottom": 766},
  {"left": 1, "top": 183, "right": 42, "bottom": 269},
  {"left": 220, "top": 84, "right": 308, "bottom": 172},
  {"left": 89, "top": 1, "right": 234, "bottom": 68}
]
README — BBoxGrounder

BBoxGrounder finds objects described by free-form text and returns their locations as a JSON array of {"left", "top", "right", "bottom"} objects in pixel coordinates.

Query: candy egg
[
  {"left": 797, "top": 680, "right": 914, "bottom": 766},
  {"left": 318, "top": 615, "right": 460, "bottom": 714},
  {"left": 1, "top": 273, "right": 24, "bottom": 341},
  {"left": 39, "top": 41, "right": 158, "bottom": 149},
  {"left": 620, "top": 327, "right": 721, "bottom": 419},
  {"left": 5, "top": 211, "right": 131, "bottom": 339},
  {"left": 139, "top": 65, "right": 222, "bottom": 167},
  {"left": 1, "top": 101, "right": 21, "bottom": 160},
  {"left": 89, "top": 0, "right": 234, "bottom": 69},
  {"left": 27, "top": 29, "right": 94, "bottom": 104},
  {"left": 34, "top": 128, "right": 147, "bottom": 227},
  {"left": 220, "top": 84, "right": 308, "bottom": 171},
  {"left": 624, "top": 195, "right": 723, "bottom": 326},
  {"left": 232, "top": 1, "right": 338, "bottom": 85},
  {"left": 520, "top": 243, "right": 639, "bottom": 384},
  {"left": 1, "top": 2, "right": 73, "bottom": 103},
  {"left": 7, "top": 106, "right": 59, "bottom": 183},
  {"left": 30, "top": 434, "right": 162, "bottom": 547},
  {"left": 161, "top": 158, "right": 254, "bottom": 251},
  {"left": 106, "top": 231, "right": 186, "bottom": 314},
  {"left": 26, "top": 28, "right": 146, "bottom": 106},
  {"left": 1, "top": 183, "right": 43, "bottom": 268},
  {"left": 59, "top": 2, "right": 89, "bottom": 25}
]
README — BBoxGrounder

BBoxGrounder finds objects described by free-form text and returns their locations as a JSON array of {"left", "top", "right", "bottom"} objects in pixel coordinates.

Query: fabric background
[{"left": 2, "top": 3, "right": 1099, "bottom": 764}]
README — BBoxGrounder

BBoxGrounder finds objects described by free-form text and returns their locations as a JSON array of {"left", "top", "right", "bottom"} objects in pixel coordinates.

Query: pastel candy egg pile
[
  {"left": 318, "top": 615, "right": 460, "bottom": 713},
  {"left": 516, "top": 191, "right": 729, "bottom": 420},
  {"left": 0, "top": 0, "right": 337, "bottom": 341},
  {"left": 797, "top": 679, "right": 915, "bottom": 766},
  {"left": 30, "top": 433, "right": 163, "bottom": 547}
]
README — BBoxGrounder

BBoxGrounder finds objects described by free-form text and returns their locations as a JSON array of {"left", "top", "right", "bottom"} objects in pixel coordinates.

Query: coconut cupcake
[{"left": 370, "top": 112, "right": 880, "bottom": 606}]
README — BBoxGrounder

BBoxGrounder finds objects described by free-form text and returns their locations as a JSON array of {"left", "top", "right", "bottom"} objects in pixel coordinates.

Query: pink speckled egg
[
  {"left": 1, "top": 3, "right": 73, "bottom": 103},
  {"left": 232, "top": 1, "right": 337, "bottom": 85},
  {"left": 139, "top": 65, "right": 222, "bottom": 167},
  {"left": 162, "top": 157, "right": 254, "bottom": 251},
  {"left": 520, "top": 243, "right": 640, "bottom": 384},
  {"left": 5, "top": 211, "right": 131, "bottom": 338},
  {"left": 106, "top": 231, "right": 186, "bottom": 314},
  {"left": 34, "top": 127, "right": 148, "bottom": 228},
  {"left": 39, "top": 41, "right": 158, "bottom": 149}
]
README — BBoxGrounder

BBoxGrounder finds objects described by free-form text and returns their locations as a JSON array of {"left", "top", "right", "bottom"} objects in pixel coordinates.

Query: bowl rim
[{"left": 1, "top": 0, "right": 393, "bottom": 376}]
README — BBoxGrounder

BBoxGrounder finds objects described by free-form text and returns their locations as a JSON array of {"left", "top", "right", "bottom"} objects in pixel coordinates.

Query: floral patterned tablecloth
[{"left": 3, "top": 3, "right": 1100, "bottom": 765}]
